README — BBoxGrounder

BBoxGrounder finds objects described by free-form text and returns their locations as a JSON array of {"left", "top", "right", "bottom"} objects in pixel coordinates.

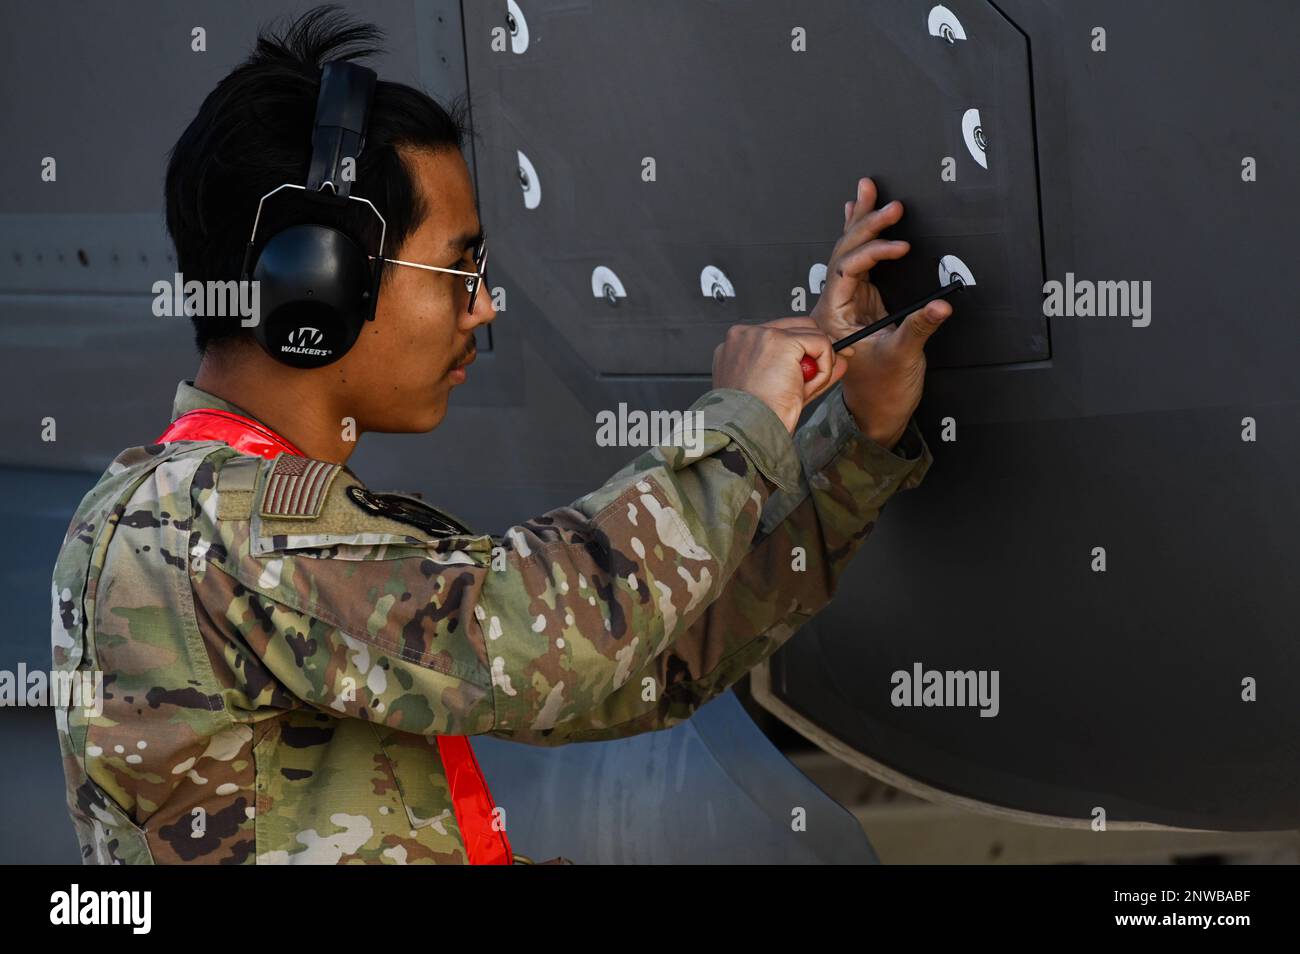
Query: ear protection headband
[{"left": 242, "top": 60, "right": 386, "bottom": 369}]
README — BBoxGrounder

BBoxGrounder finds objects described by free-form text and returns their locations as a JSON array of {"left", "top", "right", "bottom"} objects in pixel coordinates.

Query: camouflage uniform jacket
[{"left": 50, "top": 379, "right": 930, "bottom": 863}]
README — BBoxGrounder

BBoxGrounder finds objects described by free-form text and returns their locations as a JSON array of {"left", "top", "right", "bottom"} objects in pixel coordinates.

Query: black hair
[{"left": 164, "top": 4, "right": 473, "bottom": 354}]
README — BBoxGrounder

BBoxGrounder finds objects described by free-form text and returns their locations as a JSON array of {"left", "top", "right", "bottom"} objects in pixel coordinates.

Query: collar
[
  {"left": 170, "top": 380, "right": 260, "bottom": 423},
  {"left": 163, "top": 380, "right": 305, "bottom": 458}
]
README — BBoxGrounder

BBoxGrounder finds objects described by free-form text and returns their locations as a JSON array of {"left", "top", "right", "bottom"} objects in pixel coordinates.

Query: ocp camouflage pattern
[{"left": 50, "top": 380, "right": 929, "bottom": 863}]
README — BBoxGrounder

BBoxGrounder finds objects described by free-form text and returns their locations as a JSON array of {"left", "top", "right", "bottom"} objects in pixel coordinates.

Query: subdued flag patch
[{"left": 259, "top": 454, "right": 340, "bottom": 519}]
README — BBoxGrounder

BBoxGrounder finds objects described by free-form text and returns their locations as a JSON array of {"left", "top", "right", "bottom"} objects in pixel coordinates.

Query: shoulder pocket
[
  {"left": 241, "top": 457, "right": 490, "bottom": 560},
  {"left": 346, "top": 487, "right": 474, "bottom": 537}
]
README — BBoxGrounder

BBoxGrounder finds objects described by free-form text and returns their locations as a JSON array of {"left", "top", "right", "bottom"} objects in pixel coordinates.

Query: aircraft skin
[{"left": 1, "top": 2, "right": 1296, "bottom": 863}]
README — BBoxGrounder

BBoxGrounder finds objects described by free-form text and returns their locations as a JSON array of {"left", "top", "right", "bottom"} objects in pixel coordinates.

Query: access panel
[{"left": 465, "top": 0, "right": 1048, "bottom": 374}]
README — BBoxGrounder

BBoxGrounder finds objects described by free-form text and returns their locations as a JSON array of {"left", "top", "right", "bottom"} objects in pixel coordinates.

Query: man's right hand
[{"left": 711, "top": 317, "right": 851, "bottom": 433}]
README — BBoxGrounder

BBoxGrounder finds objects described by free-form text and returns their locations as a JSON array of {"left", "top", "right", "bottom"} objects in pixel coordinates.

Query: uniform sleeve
[
  {"left": 191, "top": 389, "right": 804, "bottom": 738},
  {"left": 490, "top": 382, "right": 932, "bottom": 744}
]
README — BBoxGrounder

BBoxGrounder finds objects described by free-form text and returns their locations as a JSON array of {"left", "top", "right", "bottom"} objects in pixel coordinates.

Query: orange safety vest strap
[
  {"left": 157, "top": 408, "right": 513, "bottom": 865},
  {"left": 158, "top": 409, "right": 308, "bottom": 459},
  {"left": 437, "top": 735, "right": 513, "bottom": 864}
]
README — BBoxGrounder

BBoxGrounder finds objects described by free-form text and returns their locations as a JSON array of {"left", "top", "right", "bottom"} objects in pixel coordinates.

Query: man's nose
[{"left": 468, "top": 286, "right": 498, "bottom": 326}]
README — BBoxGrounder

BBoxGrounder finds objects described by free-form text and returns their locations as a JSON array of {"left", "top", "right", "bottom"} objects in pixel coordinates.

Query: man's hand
[
  {"left": 810, "top": 176, "right": 954, "bottom": 449},
  {"left": 712, "top": 317, "right": 847, "bottom": 434}
]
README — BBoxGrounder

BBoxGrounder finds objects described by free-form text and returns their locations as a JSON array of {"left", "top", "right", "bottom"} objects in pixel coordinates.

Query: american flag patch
[{"left": 259, "top": 454, "right": 340, "bottom": 519}]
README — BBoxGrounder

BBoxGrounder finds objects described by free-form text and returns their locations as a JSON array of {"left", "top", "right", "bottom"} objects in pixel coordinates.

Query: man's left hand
[{"left": 809, "top": 176, "right": 954, "bottom": 450}]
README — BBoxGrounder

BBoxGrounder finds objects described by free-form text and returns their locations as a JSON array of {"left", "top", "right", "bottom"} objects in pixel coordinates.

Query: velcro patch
[
  {"left": 215, "top": 456, "right": 260, "bottom": 521},
  {"left": 259, "top": 453, "right": 341, "bottom": 519}
]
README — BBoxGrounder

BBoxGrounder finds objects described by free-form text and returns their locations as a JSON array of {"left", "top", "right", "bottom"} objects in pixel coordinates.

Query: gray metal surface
[
  {"left": 0, "top": 469, "right": 100, "bottom": 863},
  {"left": 474, "top": 691, "right": 877, "bottom": 864},
  {"left": 762, "top": 0, "right": 1300, "bottom": 831},
  {"left": 462, "top": 0, "right": 1048, "bottom": 373},
  {"left": 0, "top": 0, "right": 1295, "bottom": 853}
]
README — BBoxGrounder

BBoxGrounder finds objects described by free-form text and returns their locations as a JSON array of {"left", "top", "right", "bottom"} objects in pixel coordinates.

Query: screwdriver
[{"left": 800, "top": 280, "right": 966, "bottom": 381}]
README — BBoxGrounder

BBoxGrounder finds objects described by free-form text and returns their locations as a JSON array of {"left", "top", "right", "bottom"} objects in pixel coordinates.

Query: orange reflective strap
[
  {"left": 158, "top": 408, "right": 308, "bottom": 458},
  {"left": 437, "top": 735, "right": 513, "bottom": 864},
  {"left": 157, "top": 406, "right": 512, "bottom": 865}
]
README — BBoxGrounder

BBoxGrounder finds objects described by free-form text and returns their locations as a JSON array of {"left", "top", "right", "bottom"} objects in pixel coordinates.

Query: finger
[
  {"left": 785, "top": 329, "right": 838, "bottom": 396},
  {"left": 843, "top": 195, "right": 905, "bottom": 248},
  {"left": 828, "top": 184, "right": 902, "bottom": 264},
  {"left": 805, "top": 342, "right": 849, "bottom": 401},
  {"left": 822, "top": 238, "right": 910, "bottom": 301},
  {"left": 820, "top": 348, "right": 851, "bottom": 395},
  {"left": 837, "top": 237, "right": 911, "bottom": 276},
  {"left": 847, "top": 177, "right": 879, "bottom": 229},
  {"left": 833, "top": 178, "right": 884, "bottom": 250},
  {"left": 889, "top": 300, "right": 953, "bottom": 353},
  {"left": 763, "top": 315, "right": 822, "bottom": 331}
]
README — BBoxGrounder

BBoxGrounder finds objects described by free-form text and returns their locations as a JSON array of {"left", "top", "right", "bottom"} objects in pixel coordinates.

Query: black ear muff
[
  {"left": 251, "top": 224, "right": 374, "bottom": 369},
  {"left": 242, "top": 59, "right": 381, "bottom": 369}
]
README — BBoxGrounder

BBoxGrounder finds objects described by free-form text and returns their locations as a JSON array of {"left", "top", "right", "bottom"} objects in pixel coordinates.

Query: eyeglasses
[
  {"left": 246, "top": 184, "right": 490, "bottom": 313},
  {"left": 371, "top": 238, "right": 489, "bottom": 313}
]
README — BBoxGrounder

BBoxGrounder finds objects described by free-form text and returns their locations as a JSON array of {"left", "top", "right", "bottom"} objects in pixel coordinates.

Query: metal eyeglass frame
[
  {"left": 373, "top": 240, "right": 488, "bottom": 313},
  {"left": 247, "top": 182, "right": 489, "bottom": 313}
]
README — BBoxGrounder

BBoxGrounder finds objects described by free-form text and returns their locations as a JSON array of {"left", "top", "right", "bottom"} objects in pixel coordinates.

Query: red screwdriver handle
[{"left": 799, "top": 355, "right": 818, "bottom": 382}]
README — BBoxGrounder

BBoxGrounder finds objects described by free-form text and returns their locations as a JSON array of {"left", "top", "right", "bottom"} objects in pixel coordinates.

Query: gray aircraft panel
[
  {"left": 464, "top": 0, "right": 1048, "bottom": 374},
  {"left": 0, "top": 0, "right": 1295, "bottom": 856},
  {"left": 473, "top": 691, "right": 877, "bottom": 864},
  {"left": 761, "top": 400, "right": 1300, "bottom": 831},
  {"left": 762, "top": 0, "right": 1300, "bottom": 830}
]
